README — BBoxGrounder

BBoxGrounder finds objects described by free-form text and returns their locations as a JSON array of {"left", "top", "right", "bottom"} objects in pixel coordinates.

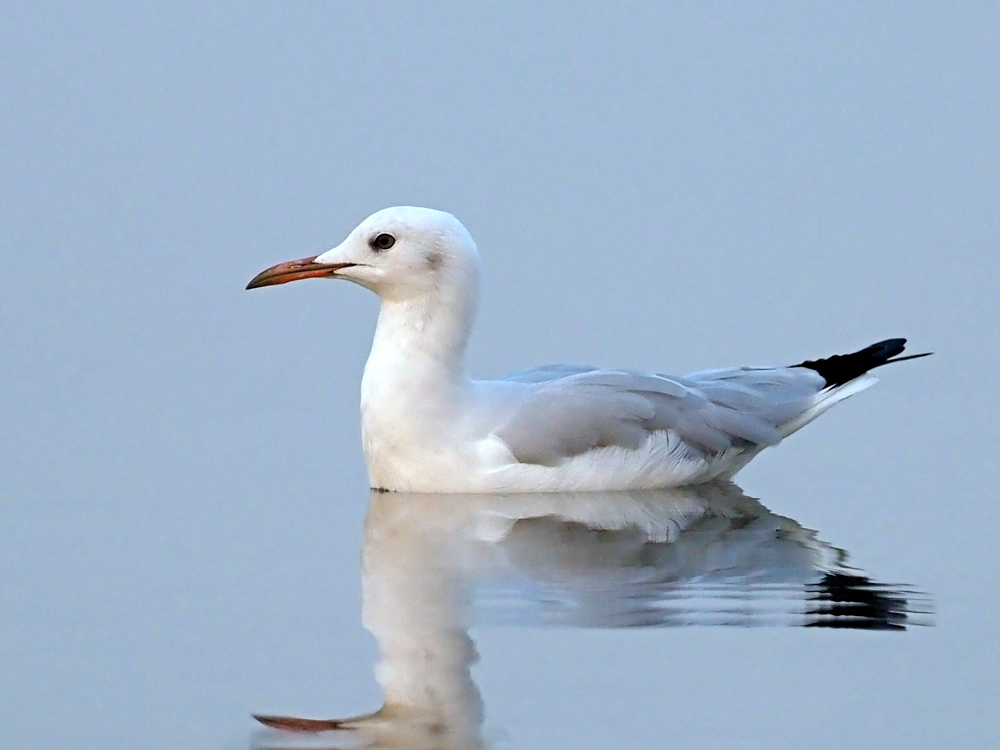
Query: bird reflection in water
[{"left": 252, "top": 482, "right": 930, "bottom": 749}]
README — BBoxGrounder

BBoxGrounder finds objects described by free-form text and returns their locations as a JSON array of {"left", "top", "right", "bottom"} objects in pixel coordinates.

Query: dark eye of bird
[{"left": 370, "top": 233, "right": 396, "bottom": 251}]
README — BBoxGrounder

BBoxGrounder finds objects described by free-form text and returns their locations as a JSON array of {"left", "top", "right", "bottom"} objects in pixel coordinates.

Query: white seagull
[{"left": 247, "top": 207, "right": 929, "bottom": 493}]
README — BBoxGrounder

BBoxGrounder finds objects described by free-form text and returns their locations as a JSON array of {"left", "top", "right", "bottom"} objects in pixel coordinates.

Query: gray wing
[
  {"left": 491, "top": 365, "right": 827, "bottom": 466},
  {"left": 502, "top": 363, "right": 602, "bottom": 383}
]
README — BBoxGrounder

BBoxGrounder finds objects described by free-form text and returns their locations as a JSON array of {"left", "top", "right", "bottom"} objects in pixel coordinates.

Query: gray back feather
[{"left": 493, "top": 365, "right": 826, "bottom": 466}]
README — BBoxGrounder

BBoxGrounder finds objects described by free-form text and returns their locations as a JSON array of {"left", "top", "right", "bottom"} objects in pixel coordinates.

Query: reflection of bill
[{"left": 253, "top": 483, "right": 930, "bottom": 749}]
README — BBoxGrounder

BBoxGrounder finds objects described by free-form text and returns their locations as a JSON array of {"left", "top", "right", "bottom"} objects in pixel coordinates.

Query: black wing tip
[{"left": 796, "top": 338, "right": 932, "bottom": 388}]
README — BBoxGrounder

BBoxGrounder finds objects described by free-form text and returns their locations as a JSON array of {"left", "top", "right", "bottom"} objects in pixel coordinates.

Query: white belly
[{"left": 363, "top": 425, "right": 759, "bottom": 493}]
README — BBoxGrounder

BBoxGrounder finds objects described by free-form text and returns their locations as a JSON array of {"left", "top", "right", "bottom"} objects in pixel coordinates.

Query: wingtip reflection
[{"left": 805, "top": 572, "right": 933, "bottom": 630}]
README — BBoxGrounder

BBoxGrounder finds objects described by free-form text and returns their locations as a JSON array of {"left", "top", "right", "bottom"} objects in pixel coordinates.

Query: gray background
[{"left": 1, "top": 3, "right": 997, "bottom": 748}]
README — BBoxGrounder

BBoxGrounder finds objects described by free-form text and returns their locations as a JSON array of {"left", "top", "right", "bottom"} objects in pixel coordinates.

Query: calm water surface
[{"left": 250, "top": 484, "right": 932, "bottom": 750}]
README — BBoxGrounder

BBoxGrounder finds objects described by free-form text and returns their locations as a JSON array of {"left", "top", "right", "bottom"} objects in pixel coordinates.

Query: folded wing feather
[{"left": 493, "top": 366, "right": 828, "bottom": 467}]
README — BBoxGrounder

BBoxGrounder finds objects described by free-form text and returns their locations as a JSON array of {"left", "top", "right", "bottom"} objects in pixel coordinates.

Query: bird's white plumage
[{"left": 277, "top": 207, "right": 883, "bottom": 493}]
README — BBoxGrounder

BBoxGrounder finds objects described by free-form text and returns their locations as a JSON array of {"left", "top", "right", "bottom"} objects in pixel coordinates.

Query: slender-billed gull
[{"left": 247, "top": 206, "right": 929, "bottom": 493}]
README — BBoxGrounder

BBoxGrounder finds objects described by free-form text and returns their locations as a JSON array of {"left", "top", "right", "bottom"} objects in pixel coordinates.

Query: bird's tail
[
  {"left": 795, "top": 338, "right": 932, "bottom": 388},
  {"left": 775, "top": 338, "right": 931, "bottom": 439}
]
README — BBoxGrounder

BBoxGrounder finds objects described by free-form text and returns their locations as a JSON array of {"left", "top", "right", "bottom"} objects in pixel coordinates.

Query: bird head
[{"left": 246, "top": 206, "right": 479, "bottom": 302}]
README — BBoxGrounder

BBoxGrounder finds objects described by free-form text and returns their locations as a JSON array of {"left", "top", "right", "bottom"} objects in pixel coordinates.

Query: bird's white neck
[
  {"left": 360, "top": 282, "right": 479, "bottom": 487},
  {"left": 366, "top": 283, "right": 476, "bottom": 380}
]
